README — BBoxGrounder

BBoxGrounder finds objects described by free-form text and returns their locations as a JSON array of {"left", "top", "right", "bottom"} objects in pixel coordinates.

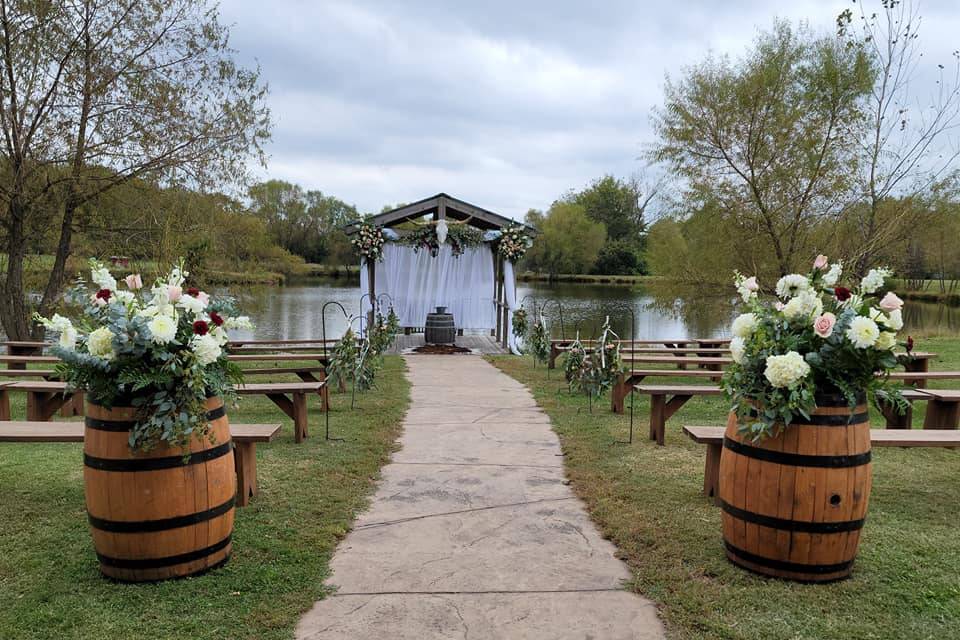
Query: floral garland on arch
[
  {"left": 401, "top": 224, "right": 485, "bottom": 258},
  {"left": 723, "top": 256, "right": 908, "bottom": 441},
  {"left": 34, "top": 259, "right": 251, "bottom": 452},
  {"left": 497, "top": 224, "right": 532, "bottom": 262},
  {"left": 352, "top": 220, "right": 386, "bottom": 262}
]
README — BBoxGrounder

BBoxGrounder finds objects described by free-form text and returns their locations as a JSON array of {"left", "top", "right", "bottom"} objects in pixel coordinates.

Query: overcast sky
[{"left": 218, "top": 1, "right": 960, "bottom": 219}]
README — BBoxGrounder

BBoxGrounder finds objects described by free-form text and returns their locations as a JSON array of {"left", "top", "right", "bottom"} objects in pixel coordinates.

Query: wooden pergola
[{"left": 345, "top": 193, "right": 533, "bottom": 349}]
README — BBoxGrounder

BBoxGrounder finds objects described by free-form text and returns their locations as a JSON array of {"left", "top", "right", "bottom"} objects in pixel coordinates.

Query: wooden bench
[
  {"left": 611, "top": 369, "right": 722, "bottom": 413},
  {"left": 240, "top": 366, "right": 330, "bottom": 410},
  {"left": 0, "top": 421, "right": 280, "bottom": 507},
  {"left": 921, "top": 390, "right": 960, "bottom": 429},
  {"left": 9, "top": 381, "right": 82, "bottom": 420},
  {"left": 634, "top": 386, "right": 941, "bottom": 445},
  {"left": 0, "top": 369, "right": 58, "bottom": 378},
  {"left": 0, "top": 382, "right": 10, "bottom": 420},
  {"left": 6, "top": 380, "right": 324, "bottom": 444},
  {"left": 547, "top": 338, "right": 731, "bottom": 369},
  {"left": 236, "top": 382, "right": 326, "bottom": 443},
  {"left": 683, "top": 425, "right": 960, "bottom": 504}
]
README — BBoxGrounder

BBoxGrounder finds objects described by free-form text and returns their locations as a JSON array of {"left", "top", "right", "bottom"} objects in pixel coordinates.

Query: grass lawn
[
  {"left": 0, "top": 356, "right": 409, "bottom": 639},
  {"left": 490, "top": 336, "right": 960, "bottom": 640}
]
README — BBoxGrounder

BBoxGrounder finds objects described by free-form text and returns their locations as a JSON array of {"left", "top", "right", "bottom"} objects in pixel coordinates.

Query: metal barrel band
[
  {"left": 720, "top": 499, "right": 865, "bottom": 534},
  {"left": 97, "top": 535, "right": 232, "bottom": 570},
  {"left": 83, "top": 440, "right": 232, "bottom": 472},
  {"left": 723, "top": 437, "right": 871, "bottom": 468},
  {"left": 88, "top": 497, "right": 235, "bottom": 533},
  {"left": 85, "top": 405, "right": 226, "bottom": 432},
  {"left": 724, "top": 541, "right": 854, "bottom": 575}
]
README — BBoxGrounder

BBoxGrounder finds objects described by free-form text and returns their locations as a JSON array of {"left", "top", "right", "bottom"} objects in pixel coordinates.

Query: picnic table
[
  {"left": 548, "top": 337, "right": 731, "bottom": 369},
  {"left": 684, "top": 425, "right": 960, "bottom": 503},
  {"left": 0, "top": 421, "right": 280, "bottom": 506}
]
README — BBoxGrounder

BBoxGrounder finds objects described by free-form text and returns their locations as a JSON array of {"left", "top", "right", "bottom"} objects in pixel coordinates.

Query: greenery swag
[{"left": 401, "top": 225, "right": 485, "bottom": 258}]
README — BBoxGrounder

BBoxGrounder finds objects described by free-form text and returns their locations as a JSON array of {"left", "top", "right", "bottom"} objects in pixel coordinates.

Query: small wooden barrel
[
  {"left": 718, "top": 392, "right": 872, "bottom": 582},
  {"left": 83, "top": 395, "right": 235, "bottom": 582},
  {"left": 424, "top": 308, "right": 456, "bottom": 344}
]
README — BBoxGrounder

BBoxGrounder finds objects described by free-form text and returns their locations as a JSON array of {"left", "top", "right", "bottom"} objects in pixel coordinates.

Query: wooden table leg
[
  {"left": 293, "top": 392, "right": 308, "bottom": 443},
  {"left": 704, "top": 443, "right": 721, "bottom": 505},
  {"left": 923, "top": 400, "right": 960, "bottom": 430},
  {"left": 0, "top": 387, "right": 9, "bottom": 420},
  {"left": 881, "top": 399, "right": 912, "bottom": 428},
  {"left": 612, "top": 373, "right": 626, "bottom": 414},
  {"left": 549, "top": 344, "right": 559, "bottom": 370},
  {"left": 26, "top": 391, "right": 41, "bottom": 421},
  {"left": 649, "top": 395, "right": 665, "bottom": 442},
  {"left": 904, "top": 359, "right": 929, "bottom": 388},
  {"left": 234, "top": 442, "right": 257, "bottom": 507}
]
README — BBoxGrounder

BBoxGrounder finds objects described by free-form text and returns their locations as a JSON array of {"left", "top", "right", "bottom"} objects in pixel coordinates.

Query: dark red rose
[
  {"left": 906, "top": 336, "right": 914, "bottom": 353},
  {"left": 209, "top": 312, "right": 224, "bottom": 327},
  {"left": 95, "top": 288, "right": 112, "bottom": 301},
  {"left": 834, "top": 286, "right": 852, "bottom": 301},
  {"left": 186, "top": 287, "right": 200, "bottom": 297},
  {"left": 192, "top": 320, "right": 209, "bottom": 336}
]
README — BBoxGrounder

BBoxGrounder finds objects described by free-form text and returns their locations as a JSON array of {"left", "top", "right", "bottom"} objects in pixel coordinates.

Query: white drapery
[
  {"left": 361, "top": 243, "right": 496, "bottom": 330},
  {"left": 503, "top": 260, "right": 518, "bottom": 353}
]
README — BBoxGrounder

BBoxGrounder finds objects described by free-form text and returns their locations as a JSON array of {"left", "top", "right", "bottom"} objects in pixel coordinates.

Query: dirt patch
[{"left": 411, "top": 344, "right": 473, "bottom": 354}]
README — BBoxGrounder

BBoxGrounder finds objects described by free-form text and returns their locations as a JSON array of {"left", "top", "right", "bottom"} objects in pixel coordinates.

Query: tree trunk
[
  {"left": 35, "top": 195, "right": 80, "bottom": 334},
  {"left": 1, "top": 198, "right": 33, "bottom": 340}
]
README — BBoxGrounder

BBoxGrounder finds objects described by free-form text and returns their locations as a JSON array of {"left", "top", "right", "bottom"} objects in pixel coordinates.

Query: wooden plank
[
  {"left": 237, "top": 382, "right": 324, "bottom": 394},
  {"left": 634, "top": 384, "right": 722, "bottom": 395},
  {"left": 229, "top": 354, "right": 330, "bottom": 363}
]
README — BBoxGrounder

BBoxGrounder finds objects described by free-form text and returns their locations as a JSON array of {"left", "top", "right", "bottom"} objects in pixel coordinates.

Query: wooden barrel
[
  {"left": 424, "top": 308, "right": 456, "bottom": 344},
  {"left": 718, "top": 392, "right": 872, "bottom": 582},
  {"left": 83, "top": 395, "right": 236, "bottom": 582}
]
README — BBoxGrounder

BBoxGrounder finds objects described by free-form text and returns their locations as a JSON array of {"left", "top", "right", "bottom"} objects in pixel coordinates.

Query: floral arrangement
[
  {"left": 352, "top": 220, "right": 386, "bottom": 262},
  {"left": 511, "top": 308, "right": 529, "bottom": 343},
  {"left": 35, "top": 259, "right": 251, "bottom": 452},
  {"left": 497, "top": 224, "right": 532, "bottom": 262},
  {"left": 401, "top": 224, "right": 484, "bottom": 258},
  {"left": 327, "top": 328, "right": 360, "bottom": 390},
  {"left": 528, "top": 315, "right": 551, "bottom": 364},
  {"left": 563, "top": 334, "right": 587, "bottom": 391},
  {"left": 723, "top": 256, "right": 908, "bottom": 440},
  {"left": 576, "top": 317, "right": 623, "bottom": 399}
]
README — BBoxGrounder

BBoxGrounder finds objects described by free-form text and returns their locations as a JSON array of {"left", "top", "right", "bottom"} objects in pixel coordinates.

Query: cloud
[{"left": 218, "top": 0, "right": 960, "bottom": 217}]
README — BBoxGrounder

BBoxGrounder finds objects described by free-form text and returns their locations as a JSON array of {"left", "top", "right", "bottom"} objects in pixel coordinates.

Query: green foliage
[
  {"left": 400, "top": 224, "right": 484, "bottom": 257},
  {"left": 567, "top": 175, "right": 647, "bottom": 243},
  {"left": 511, "top": 308, "right": 529, "bottom": 347},
  {"left": 592, "top": 239, "right": 645, "bottom": 275},
  {"left": 327, "top": 328, "right": 360, "bottom": 390},
  {"left": 563, "top": 336, "right": 587, "bottom": 392},
  {"left": 529, "top": 319, "right": 551, "bottom": 364},
  {"left": 576, "top": 317, "right": 624, "bottom": 399},
  {"left": 524, "top": 202, "right": 606, "bottom": 276}
]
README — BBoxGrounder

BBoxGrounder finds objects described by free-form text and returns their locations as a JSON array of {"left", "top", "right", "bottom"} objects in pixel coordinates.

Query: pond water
[{"left": 225, "top": 278, "right": 960, "bottom": 341}]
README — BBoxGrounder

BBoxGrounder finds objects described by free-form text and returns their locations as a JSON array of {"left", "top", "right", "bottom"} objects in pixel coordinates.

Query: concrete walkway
[{"left": 296, "top": 356, "right": 664, "bottom": 639}]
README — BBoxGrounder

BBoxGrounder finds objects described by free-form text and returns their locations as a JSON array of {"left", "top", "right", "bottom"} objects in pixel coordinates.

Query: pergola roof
[{"left": 345, "top": 193, "right": 531, "bottom": 234}]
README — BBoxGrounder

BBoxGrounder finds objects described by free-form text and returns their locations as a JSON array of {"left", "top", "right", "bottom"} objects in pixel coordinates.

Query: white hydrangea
[
  {"left": 860, "top": 267, "right": 891, "bottom": 294},
  {"left": 190, "top": 333, "right": 222, "bottom": 366},
  {"left": 223, "top": 315, "right": 254, "bottom": 331},
  {"left": 846, "top": 316, "right": 880, "bottom": 349},
  {"left": 731, "top": 313, "right": 758, "bottom": 339},
  {"left": 775, "top": 274, "right": 810, "bottom": 299},
  {"left": 885, "top": 309, "right": 903, "bottom": 331},
  {"left": 782, "top": 291, "right": 823, "bottom": 321},
  {"left": 87, "top": 326, "right": 115, "bottom": 360},
  {"left": 91, "top": 265, "right": 117, "bottom": 291},
  {"left": 59, "top": 326, "right": 78, "bottom": 350},
  {"left": 47, "top": 313, "right": 73, "bottom": 333},
  {"left": 763, "top": 351, "right": 811, "bottom": 388},
  {"left": 875, "top": 331, "right": 897, "bottom": 350},
  {"left": 822, "top": 262, "right": 843, "bottom": 287},
  {"left": 177, "top": 294, "right": 207, "bottom": 315},
  {"left": 148, "top": 315, "right": 178, "bottom": 345},
  {"left": 729, "top": 336, "right": 747, "bottom": 364}
]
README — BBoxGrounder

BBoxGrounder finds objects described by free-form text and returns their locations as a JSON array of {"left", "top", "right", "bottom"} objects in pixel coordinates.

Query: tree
[
  {"left": 837, "top": 1, "right": 960, "bottom": 275},
  {"left": 652, "top": 20, "right": 873, "bottom": 276},
  {"left": 0, "top": 0, "right": 270, "bottom": 339},
  {"left": 537, "top": 202, "right": 606, "bottom": 277}
]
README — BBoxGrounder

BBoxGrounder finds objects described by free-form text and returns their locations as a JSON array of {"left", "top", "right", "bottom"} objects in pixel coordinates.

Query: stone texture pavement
[{"left": 295, "top": 355, "right": 664, "bottom": 639}]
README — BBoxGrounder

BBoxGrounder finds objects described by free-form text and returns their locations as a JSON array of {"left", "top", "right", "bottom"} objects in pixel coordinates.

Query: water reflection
[{"left": 220, "top": 277, "right": 958, "bottom": 341}]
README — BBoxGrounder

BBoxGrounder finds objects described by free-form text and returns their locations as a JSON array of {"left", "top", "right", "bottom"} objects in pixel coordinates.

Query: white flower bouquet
[
  {"left": 35, "top": 259, "right": 253, "bottom": 451},
  {"left": 497, "top": 224, "right": 532, "bottom": 262},
  {"left": 723, "top": 256, "right": 908, "bottom": 440},
  {"left": 351, "top": 220, "right": 386, "bottom": 262}
]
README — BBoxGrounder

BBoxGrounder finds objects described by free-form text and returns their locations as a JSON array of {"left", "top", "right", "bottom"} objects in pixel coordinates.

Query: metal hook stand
[
  {"left": 541, "top": 298, "right": 565, "bottom": 339},
  {"left": 358, "top": 293, "right": 378, "bottom": 339},
  {"left": 321, "top": 300, "right": 350, "bottom": 441}
]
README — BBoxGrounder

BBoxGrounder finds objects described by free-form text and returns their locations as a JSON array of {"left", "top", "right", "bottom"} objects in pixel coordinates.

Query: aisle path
[{"left": 296, "top": 355, "right": 664, "bottom": 639}]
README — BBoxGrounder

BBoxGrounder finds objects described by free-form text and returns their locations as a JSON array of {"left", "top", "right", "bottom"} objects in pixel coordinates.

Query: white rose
[
  {"left": 782, "top": 291, "right": 823, "bottom": 321},
  {"left": 59, "top": 326, "right": 78, "bottom": 350},
  {"left": 113, "top": 290, "right": 135, "bottom": 306},
  {"left": 875, "top": 331, "right": 897, "bottom": 350},
  {"left": 48, "top": 313, "right": 73, "bottom": 333},
  {"left": 87, "top": 326, "right": 115, "bottom": 360},
  {"left": 190, "top": 333, "right": 222, "bottom": 366},
  {"left": 148, "top": 315, "right": 178, "bottom": 344},
  {"left": 822, "top": 262, "right": 843, "bottom": 287},
  {"left": 885, "top": 309, "right": 903, "bottom": 331},
  {"left": 223, "top": 315, "right": 254, "bottom": 331},
  {"left": 860, "top": 268, "right": 891, "bottom": 294},
  {"left": 729, "top": 336, "right": 747, "bottom": 364},
  {"left": 91, "top": 266, "right": 117, "bottom": 291},
  {"left": 775, "top": 274, "right": 810, "bottom": 299},
  {"left": 731, "top": 313, "right": 758, "bottom": 339},
  {"left": 177, "top": 294, "right": 207, "bottom": 315},
  {"left": 763, "top": 351, "right": 811, "bottom": 388},
  {"left": 846, "top": 316, "right": 880, "bottom": 349}
]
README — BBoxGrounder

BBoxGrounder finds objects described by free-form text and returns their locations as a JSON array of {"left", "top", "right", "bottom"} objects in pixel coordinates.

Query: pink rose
[
  {"left": 743, "top": 276, "right": 759, "bottom": 292},
  {"left": 167, "top": 285, "right": 182, "bottom": 302},
  {"left": 197, "top": 291, "right": 210, "bottom": 305},
  {"left": 125, "top": 273, "right": 143, "bottom": 290},
  {"left": 813, "top": 312, "right": 836, "bottom": 338},
  {"left": 774, "top": 302, "right": 785, "bottom": 311},
  {"left": 813, "top": 254, "right": 828, "bottom": 270},
  {"left": 878, "top": 291, "right": 903, "bottom": 313},
  {"left": 90, "top": 293, "right": 107, "bottom": 307}
]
